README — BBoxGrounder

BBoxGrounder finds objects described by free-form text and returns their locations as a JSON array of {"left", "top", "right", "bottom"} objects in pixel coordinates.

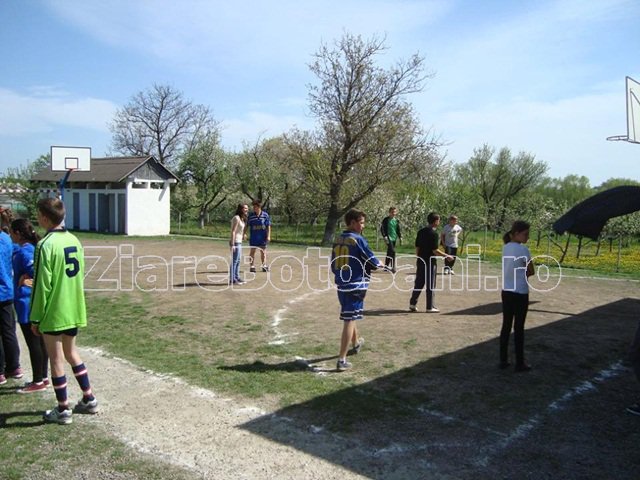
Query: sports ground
[{"left": 6, "top": 236, "right": 640, "bottom": 479}]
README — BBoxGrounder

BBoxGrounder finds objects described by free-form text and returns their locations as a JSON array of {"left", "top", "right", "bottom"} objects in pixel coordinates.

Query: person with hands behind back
[{"left": 30, "top": 198, "right": 98, "bottom": 424}]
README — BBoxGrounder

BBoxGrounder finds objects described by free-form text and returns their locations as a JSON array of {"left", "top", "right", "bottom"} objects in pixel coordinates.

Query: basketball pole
[{"left": 58, "top": 168, "right": 75, "bottom": 202}]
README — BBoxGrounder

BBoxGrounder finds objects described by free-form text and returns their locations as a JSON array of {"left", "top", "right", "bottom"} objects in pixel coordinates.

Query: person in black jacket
[
  {"left": 380, "top": 207, "right": 402, "bottom": 273},
  {"left": 409, "top": 212, "right": 452, "bottom": 313}
]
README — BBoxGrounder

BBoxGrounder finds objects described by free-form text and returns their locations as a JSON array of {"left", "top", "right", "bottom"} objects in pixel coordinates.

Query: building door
[
  {"left": 72, "top": 192, "right": 80, "bottom": 229},
  {"left": 89, "top": 194, "right": 96, "bottom": 231},
  {"left": 98, "top": 194, "right": 112, "bottom": 232},
  {"left": 118, "top": 193, "right": 126, "bottom": 234}
]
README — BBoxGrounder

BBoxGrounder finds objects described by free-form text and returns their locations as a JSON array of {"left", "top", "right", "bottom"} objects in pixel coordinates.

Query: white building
[{"left": 32, "top": 156, "right": 179, "bottom": 236}]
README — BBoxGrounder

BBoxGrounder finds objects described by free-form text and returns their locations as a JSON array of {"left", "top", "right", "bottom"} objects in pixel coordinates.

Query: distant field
[{"left": 171, "top": 220, "right": 640, "bottom": 278}]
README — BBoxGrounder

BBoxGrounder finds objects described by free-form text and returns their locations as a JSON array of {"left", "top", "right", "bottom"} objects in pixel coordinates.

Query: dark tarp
[{"left": 552, "top": 185, "right": 640, "bottom": 240}]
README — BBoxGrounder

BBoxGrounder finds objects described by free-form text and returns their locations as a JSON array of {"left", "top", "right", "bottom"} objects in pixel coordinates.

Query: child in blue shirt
[
  {"left": 10, "top": 219, "right": 49, "bottom": 392},
  {"left": 331, "top": 209, "right": 383, "bottom": 371}
]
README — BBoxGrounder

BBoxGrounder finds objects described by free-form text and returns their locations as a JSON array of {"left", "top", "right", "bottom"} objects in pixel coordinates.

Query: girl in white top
[
  {"left": 500, "top": 220, "right": 535, "bottom": 372},
  {"left": 230, "top": 204, "right": 248, "bottom": 284}
]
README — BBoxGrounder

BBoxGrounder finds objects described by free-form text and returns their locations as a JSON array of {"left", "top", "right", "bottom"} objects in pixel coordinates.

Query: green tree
[
  {"left": 595, "top": 177, "right": 640, "bottom": 191},
  {"left": 175, "top": 132, "right": 229, "bottom": 228},
  {"left": 300, "top": 33, "right": 442, "bottom": 246},
  {"left": 2, "top": 154, "right": 51, "bottom": 218},
  {"left": 233, "top": 136, "right": 288, "bottom": 210},
  {"left": 536, "top": 174, "right": 592, "bottom": 206},
  {"left": 455, "top": 144, "right": 547, "bottom": 231}
]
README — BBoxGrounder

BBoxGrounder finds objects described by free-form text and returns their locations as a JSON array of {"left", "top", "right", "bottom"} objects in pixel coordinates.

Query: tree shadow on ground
[{"left": 240, "top": 298, "right": 640, "bottom": 480}]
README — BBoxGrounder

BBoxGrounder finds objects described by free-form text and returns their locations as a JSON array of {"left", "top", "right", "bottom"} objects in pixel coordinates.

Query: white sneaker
[
  {"left": 409, "top": 304, "right": 417, "bottom": 312},
  {"left": 74, "top": 397, "right": 99, "bottom": 414},
  {"left": 426, "top": 307, "right": 440, "bottom": 313},
  {"left": 336, "top": 359, "right": 352, "bottom": 371},
  {"left": 43, "top": 406, "right": 73, "bottom": 425}
]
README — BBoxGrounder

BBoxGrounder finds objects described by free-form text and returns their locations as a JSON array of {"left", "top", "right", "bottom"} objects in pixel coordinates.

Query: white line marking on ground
[
  {"left": 269, "top": 290, "right": 326, "bottom": 345},
  {"left": 474, "top": 360, "right": 628, "bottom": 466}
]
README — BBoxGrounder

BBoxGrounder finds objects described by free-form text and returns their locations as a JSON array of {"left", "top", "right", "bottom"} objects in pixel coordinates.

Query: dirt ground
[{"left": 29, "top": 236, "right": 640, "bottom": 479}]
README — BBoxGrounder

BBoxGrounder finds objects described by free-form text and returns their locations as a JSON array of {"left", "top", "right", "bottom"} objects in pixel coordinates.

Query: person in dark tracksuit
[{"left": 409, "top": 212, "right": 452, "bottom": 314}]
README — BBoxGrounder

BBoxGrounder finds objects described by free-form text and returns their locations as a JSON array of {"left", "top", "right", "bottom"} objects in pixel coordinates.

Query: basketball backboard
[
  {"left": 51, "top": 146, "right": 91, "bottom": 171},
  {"left": 606, "top": 76, "right": 640, "bottom": 144}
]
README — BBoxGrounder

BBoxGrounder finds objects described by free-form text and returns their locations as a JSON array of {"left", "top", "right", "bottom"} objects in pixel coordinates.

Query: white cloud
[
  {"left": 0, "top": 87, "right": 117, "bottom": 136},
  {"left": 45, "top": 0, "right": 452, "bottom": 71}
]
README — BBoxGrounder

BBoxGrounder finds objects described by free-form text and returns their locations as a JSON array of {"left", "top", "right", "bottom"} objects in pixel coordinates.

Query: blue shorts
[{"left": 337, "top": 290, "right": 366, "bottom": 321}]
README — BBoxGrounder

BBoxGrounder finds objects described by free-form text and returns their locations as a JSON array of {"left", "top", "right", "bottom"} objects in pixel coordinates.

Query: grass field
[{"left": 1, "top": 234, "right": 639, "bottom": 479}]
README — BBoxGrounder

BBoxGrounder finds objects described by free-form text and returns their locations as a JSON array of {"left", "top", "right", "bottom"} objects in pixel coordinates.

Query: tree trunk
[
  {"left": 576, "top": 236, "right": 583, "bottom": 259},
  {"left": 198, "top": 208, "right": 206, "bottom": 229},
  {"left": 321, "top": 204, "right": 341, "bottom": 246},
  {"left": 559, "top": 234, "right": 571, "bottom": 264}
]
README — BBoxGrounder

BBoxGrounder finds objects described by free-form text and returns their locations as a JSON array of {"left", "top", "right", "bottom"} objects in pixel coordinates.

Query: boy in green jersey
[
  {"left": 380, "top": 207, "right": 402, "bottom": 273},
  {"left": 30, "top": 198, "right": 98, "bottom": 424}
]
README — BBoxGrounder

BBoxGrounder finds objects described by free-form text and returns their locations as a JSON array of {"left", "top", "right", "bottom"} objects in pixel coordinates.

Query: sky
[{"left": 1, "top": 0, "right": 638, "bottom": 186}]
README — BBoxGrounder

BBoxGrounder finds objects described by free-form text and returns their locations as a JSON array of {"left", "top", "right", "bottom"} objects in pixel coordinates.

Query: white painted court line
[
  {"left": 269, "top": 290, "right": 326, "bottom": 345},
  {"left": 473, "top": 360, "right": 628, "bottom": 466}
]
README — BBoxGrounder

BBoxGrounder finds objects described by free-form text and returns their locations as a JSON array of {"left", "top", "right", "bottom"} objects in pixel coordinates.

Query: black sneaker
[
  {"left": 262, "top": 265, "right": 270, "bottom": 272},
  {"left": 515, "top": 363, "right": 532, "bottom": 372},
  {"left": 249, "top": 266, "right": 256, "bottom": 273},
  {"left": 626, "top": 402, "right": 640, "bottom": 416}
]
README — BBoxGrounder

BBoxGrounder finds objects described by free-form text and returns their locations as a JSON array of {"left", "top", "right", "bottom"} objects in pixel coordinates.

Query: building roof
[{"left": 31, "top": 156, "right": 179, "bottom": 183}]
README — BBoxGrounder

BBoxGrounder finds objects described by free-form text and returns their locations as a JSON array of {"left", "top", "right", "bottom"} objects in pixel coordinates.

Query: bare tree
[
  {"left": 298, "top": 33, "right": 441, "bottom": 245},
  {"left": 110, "top": 84, "right": 218, "bottom": 167}
]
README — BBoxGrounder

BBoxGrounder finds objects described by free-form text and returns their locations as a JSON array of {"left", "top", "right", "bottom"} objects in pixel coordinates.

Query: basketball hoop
[
  {"left": 50, "top": 146, "right": 91, "bottom": 201},
  {"left": 606, "top": 76, "right": 640, "bottom": 144}
]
